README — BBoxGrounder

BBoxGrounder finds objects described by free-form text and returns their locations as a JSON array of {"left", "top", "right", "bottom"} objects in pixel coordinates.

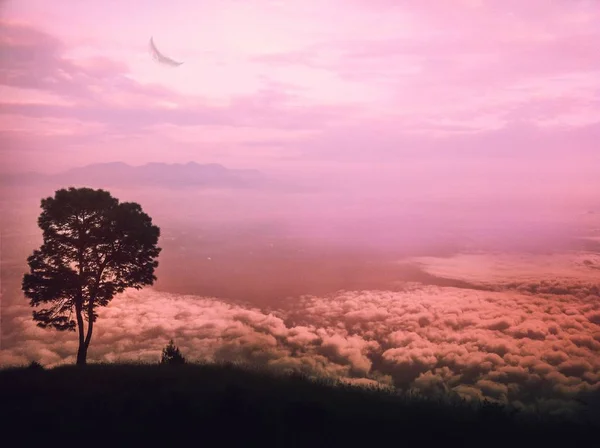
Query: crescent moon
[{"left": 149, "top": 37, "right": 184, "bottom": 67}]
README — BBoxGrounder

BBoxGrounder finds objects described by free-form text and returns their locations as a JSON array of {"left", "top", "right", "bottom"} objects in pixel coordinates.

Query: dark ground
[{"left": 1, "top": 363, "right": 598, "bottom": 447}]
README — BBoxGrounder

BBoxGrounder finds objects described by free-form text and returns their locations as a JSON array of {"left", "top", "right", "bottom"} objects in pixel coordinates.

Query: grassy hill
[{"left": 1, "top": 362, "right": 598, "bottom": 447}]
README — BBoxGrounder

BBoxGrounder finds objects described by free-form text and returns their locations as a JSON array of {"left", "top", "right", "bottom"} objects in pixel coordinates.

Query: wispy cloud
[{"left": 1, "top": 0, "right": 599, "bottom": 176}]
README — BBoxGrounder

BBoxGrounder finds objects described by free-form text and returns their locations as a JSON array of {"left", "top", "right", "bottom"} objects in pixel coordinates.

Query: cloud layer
[{"left": 3, "top": 256, "right": 599, "bottom": 416}]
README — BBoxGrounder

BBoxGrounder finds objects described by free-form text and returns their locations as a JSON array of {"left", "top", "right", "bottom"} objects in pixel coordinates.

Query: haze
[{"left": 1, "top": 0, "right": 599, "bottom": 415}]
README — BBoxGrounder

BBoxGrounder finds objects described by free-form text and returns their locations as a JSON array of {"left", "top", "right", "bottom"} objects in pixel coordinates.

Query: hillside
[{"left": 1, "top": 363, "right": 598, "bottom": 447}]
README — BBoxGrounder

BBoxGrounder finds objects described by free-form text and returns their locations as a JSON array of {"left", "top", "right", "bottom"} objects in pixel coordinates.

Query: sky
[
  {"left": 1, "top": 0, "right": 600, "bottom": 185},
  {"left": 1, "top": 0, "right": 600, "bottom": 415}
]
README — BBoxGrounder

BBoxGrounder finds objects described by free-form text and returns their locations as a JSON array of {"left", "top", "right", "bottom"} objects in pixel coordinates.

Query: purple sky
[
  {"left": 1, "top": 0, "right": 599, "bottom": 183},
  {"left": 1, "top": 0, "right": 600, "bottom": 234}
]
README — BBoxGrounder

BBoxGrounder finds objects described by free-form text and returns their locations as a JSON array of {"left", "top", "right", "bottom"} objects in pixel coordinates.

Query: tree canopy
[
  {"left": 22, "top": 187, "right": 161, "bottom": 365},
  {"left": 160, "top": 340, "right": 186, "bottom": 365}
]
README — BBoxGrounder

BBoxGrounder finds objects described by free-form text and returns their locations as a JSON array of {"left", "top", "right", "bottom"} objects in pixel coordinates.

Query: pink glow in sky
[
  {"left": 1, "top": 0, "right": 600, "bottom": 239},
  {"left": 1, "top": 0, "right": 599, "bottom": 177}
]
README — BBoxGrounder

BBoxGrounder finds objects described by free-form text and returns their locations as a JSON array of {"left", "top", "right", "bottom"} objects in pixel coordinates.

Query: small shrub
[
  {"left": 160, "top": 340, "right": 186, "bottom": 365},
  {"left": 28, "top": 361, "right": 44, "bottom": 370}
]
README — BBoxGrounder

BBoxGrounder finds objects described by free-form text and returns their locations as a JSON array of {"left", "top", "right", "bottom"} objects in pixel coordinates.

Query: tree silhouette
[
  {"left": 22, "top": 187, "right": 161, "bottom": 366},
  {"left": 160, "top": 340, "right": 186, "bottom": 365}
]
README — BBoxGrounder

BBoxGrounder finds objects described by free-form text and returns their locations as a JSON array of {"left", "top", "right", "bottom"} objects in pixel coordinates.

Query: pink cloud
[{"left": 4, "top": 266, "right": 599, "bottom": 415}]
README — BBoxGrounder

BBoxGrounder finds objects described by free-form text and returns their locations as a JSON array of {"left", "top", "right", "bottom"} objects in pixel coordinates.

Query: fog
[{"left": 1, "top": 163, "right": 597, "bottom": 306}]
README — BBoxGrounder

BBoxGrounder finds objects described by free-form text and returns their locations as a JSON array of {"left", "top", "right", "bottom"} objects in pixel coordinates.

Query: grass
[{"left": 1, "top": 362, "right": 598, "bottom": 447}]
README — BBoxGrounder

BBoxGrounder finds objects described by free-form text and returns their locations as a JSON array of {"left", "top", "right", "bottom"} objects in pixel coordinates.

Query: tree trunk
[
  {"left": 76, "top": 341, "right": 88, "bottom": 366},
  {"left": 83, "top": 305, "right": 95, "bottom": 363},
  {"left": 75, "top": 304, "right": 87, "bottom": 366}
]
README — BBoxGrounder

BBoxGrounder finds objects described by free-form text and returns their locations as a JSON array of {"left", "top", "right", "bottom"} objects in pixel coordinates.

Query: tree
[
  {"left": 160, "top": 340, "right": 186, "bottom": 365},
  {"left": 22, "top": 187, "right": 161, "bottom": 366}
]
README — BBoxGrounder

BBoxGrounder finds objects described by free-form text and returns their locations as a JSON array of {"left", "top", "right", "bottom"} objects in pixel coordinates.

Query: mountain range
[{"left": 2, "top": 162, "right": 268, "bottom": 189}]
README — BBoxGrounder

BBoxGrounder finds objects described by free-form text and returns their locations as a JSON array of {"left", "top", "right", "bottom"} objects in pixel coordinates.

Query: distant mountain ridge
[{"left": 2, "top": 162, "right": 268, "bottom": 189}]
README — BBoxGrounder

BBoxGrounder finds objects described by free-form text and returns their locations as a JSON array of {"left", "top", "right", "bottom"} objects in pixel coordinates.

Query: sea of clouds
[{"left": 2, "top": 253, "right": 599, "bottom": 417}]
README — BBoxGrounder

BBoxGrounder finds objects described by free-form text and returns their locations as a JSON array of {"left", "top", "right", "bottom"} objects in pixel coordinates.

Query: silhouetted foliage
[
  {"left": 27, "top": 361, "right": 44, "bottom": 371},
  {"left": 160, "top": 340, "right": 186, "bottom": 365},
  {"left": 22, "top": 187, "right": 161, "bottom": 366}
]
